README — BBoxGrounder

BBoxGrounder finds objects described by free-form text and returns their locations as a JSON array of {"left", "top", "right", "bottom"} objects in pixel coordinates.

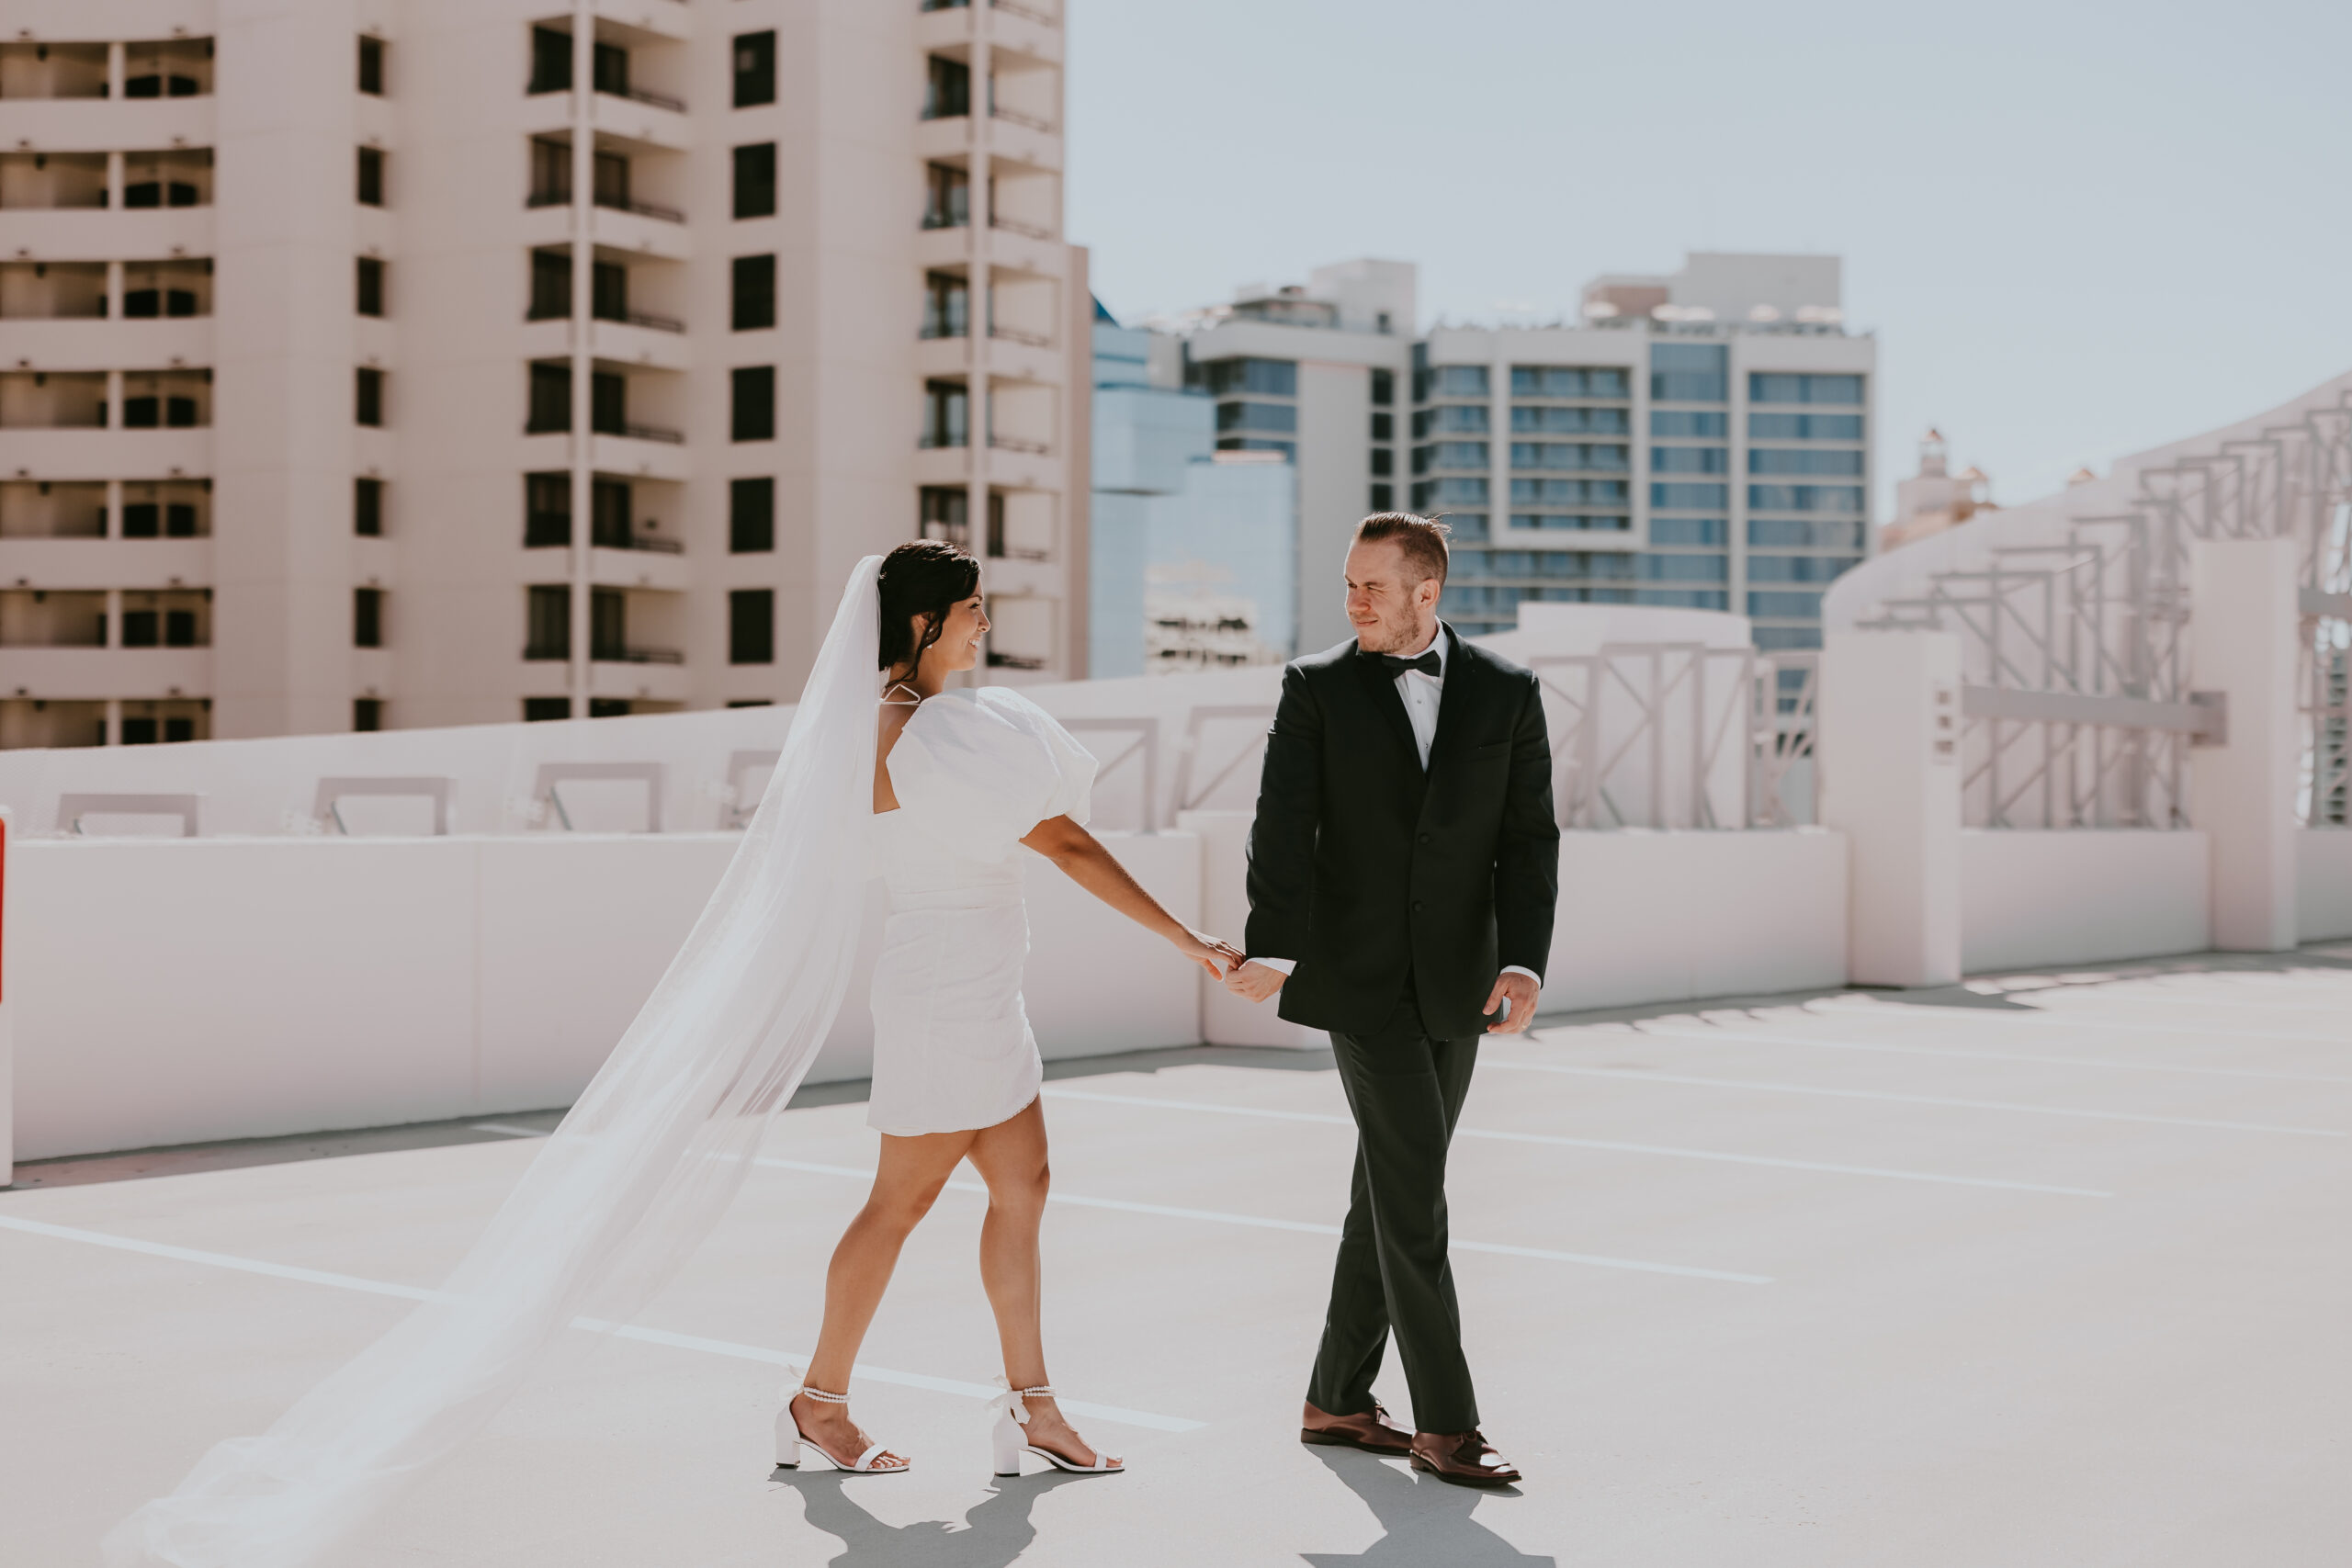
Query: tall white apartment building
[
  {"left": 0, "top": 0, "right": 1087, "bottom": 749},
  {"left": 1171, "top": 252, "right": 1874, "bottom": 655}
]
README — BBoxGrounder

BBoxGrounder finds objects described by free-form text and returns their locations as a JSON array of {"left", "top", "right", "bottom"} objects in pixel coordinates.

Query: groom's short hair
[{"left": 1354, "top": 513, "right": 1452, "bottom": 587}]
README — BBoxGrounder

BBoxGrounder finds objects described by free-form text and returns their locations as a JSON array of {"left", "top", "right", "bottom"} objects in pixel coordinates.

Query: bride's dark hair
[{"left": 876, "top": 538, "right": 981, "bottom": 674}]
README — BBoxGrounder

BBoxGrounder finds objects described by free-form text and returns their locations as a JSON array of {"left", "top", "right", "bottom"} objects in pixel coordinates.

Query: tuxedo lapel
[
  {"left": 1351, "top": 644, "right": 1425, "bottom": 777},
  {"left": 1426, "top": 625, "right": 1484, "bottom": 765}
]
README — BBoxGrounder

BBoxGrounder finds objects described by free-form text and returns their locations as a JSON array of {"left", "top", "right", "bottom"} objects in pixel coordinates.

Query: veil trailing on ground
[{"left": 106, "top": 557, "right": 888, "bottom": 1568}]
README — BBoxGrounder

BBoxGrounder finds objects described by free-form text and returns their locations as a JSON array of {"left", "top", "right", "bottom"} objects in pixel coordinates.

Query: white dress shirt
[{"left": 1257, "top": 623, "right": 1540, "bottom": 996}]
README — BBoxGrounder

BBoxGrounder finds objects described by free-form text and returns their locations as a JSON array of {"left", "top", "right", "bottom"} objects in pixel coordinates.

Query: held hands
[
  {"left": 1483, "top": 971, "right": 1540, "bottom": 1034},
  {"left": 1223, "top": 961, "right": 1287, "bottom": 1003},
  {"left": 1175, "top": 928, "right": 1249, "bottom": 980}
]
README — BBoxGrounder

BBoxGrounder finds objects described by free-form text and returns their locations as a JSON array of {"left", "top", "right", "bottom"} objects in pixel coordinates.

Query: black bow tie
[{"left": 1377, "top": 649, "right": 1442, "bottom": 678}]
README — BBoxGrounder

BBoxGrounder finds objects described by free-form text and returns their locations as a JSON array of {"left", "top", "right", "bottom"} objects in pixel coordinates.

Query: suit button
[
  {"left": 1411, "top": 900, "right": 1424, "bottom": 912},
  {"left": 1418, "top": 833, "right": 1430, "bottom": 845}
]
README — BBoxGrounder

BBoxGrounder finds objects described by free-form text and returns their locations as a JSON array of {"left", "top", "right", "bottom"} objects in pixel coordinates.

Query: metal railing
[
  {"left": 989, "top": 324, "right": 1052, "bottom": 348},
  {"left": 1854, "top": 386, "right": 2352, "bottom": 828},
  {"left": 989, "top": 214, "right": 1057, "bottom": 241},
  {"left": 604, "top": 84, "right": 684, "bottom": 113}
]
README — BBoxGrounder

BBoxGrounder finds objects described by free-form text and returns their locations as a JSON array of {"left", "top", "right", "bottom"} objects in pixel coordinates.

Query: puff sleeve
[{"left": 885, "top": 688, "right": 1097, "bottom": 858}]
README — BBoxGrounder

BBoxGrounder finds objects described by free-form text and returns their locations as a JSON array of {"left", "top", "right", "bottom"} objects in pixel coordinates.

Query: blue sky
[{"left": 1067, "top": 0, "right": 2352, "bottom": 515}]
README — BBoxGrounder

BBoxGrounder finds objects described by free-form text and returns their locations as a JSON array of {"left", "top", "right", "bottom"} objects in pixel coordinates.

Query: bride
[
  {"left": 106, "top": 543, "right": 1238, "bottom": 1567},
  {"left": 786, "top": 540, "right": 1240, "bottom": 1478}
]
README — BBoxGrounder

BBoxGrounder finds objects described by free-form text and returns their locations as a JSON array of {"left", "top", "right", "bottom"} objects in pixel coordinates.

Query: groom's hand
[
  {"left": 1483, "top": 971, "right": 1540, "bottom": 1033},
  {"left": 1225, "top": 961, "right": 1287, "bottom": 1003}
]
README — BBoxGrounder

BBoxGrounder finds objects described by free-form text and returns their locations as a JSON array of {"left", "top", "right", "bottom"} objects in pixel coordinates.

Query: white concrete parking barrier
[{"left": 2191, "top": 537, "right": 2302, "bottom": 951}]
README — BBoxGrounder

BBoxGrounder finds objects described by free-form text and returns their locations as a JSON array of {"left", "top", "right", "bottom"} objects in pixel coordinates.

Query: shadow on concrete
[
  {"left": 771, "top": 1466, "right": 1096, "bottom": 1567},
  {"left": 1298, "top": 1447, "right": 1552, "bottom": 1567}
]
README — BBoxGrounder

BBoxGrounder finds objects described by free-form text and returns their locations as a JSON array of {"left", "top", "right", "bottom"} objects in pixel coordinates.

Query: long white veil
[{"left": 106, "top": 557, "right": 888, "bottom": 1568}]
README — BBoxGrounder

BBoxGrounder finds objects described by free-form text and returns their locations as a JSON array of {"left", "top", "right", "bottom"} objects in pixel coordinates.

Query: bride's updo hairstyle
[{"left": 877, "top": 538, "right": 981, "bottom": 673}]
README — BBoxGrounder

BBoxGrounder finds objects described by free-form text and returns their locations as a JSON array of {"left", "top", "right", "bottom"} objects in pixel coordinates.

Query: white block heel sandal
[
  {"left": 989, "top": 1384, "right": 1125, "bottom": 1478},
  {"left": 776, "top": 1383, "right": 909, "bottom": 1474}
]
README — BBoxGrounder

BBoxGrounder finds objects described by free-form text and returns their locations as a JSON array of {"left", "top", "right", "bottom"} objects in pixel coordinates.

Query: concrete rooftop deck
[{"left": 6, "top": 949, "right": 2350, "bottom": 1567}]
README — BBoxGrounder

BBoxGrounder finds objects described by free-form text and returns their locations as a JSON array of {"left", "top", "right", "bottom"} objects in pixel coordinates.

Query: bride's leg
[
  {"left": 794, "top": 1129, "right": 970, "bottom": 1464},
  {"left": 967, "top": 1100, "right": 1114, "bottom": 1468}
]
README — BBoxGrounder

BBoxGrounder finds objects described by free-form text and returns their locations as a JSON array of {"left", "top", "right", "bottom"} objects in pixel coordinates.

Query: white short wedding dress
[{"left": 868, "top": 686, "right": 1097, "bottom": 1136}]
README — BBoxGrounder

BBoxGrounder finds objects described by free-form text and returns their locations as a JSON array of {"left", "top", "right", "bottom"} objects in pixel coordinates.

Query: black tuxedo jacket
[{"left": 1244, "top": 626, "right": 1561, "bottom": 1039}]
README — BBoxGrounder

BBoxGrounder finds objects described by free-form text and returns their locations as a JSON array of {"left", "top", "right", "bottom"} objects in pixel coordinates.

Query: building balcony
[
  {"left": 0, "top": 537, "right": 212, "bottom": 589},
  {"left": 0, "top": 207, "right": 213, "bottom": 264},
  {"left": 588, "top": 650, "right": 689, "bottom": 704},
  {"left": 912, "top": 446, "right": 974, "bottom": 488},
  {"left": 978, "top": 225, "right": 1067, "bottom": 280},
  {"left": 0, "top": 96, "right": 216, "bottom": 154},
  {"left": 0, "top": 428, "right": 210, "bottom": 480},
  {"left": 982, "top": 115, "right": 1061, "bottom": 174},
  {"left": 0, "top": 317, "right": 213, "bottom": 374},
  {"left": 518, "top": 90, "right": 692, "bottom": 155},
  {"left": 0, "top": 645, "right": 210, "bottom": 701},
  {"left": 591, "top": 0, "right": 691, "bottom": 42},
  {"left": 986, "top": 335, "right": 1064, "bottom": 385},
  {"left": 518, "top": 317, "right": 690, "bottom": 374},
  {"left": 983, "top": 5, "right": 1064, "bottom": 64},
  {"left": 517, "top": 200, "right": 690, "bottom": 264},
  {"left": 916, "top": 335, "right": 973, "bottom": 378},
  {"left": 588, "top": 543, "right": 689, "bottom": 592},
  {"left": 915, "top": 115, "right": 972, "bottom": 164},
  {"left": 916, "top": 3, "right": 976, "bottom": 50},
  {"left": 915, "top": 224, "right": 974, "bottom": 271}
]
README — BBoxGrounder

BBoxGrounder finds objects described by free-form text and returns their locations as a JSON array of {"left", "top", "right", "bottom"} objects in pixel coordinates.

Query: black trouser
[{"left": 1306, "top": 991, "right": 1480, "bottom": 1434}]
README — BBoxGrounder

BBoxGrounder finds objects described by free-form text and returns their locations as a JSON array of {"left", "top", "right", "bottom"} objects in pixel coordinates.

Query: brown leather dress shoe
[
  {"left": 1408, "top": 1428, "right": 1521, "bottom": 1488},
  {"left": 1299, "top": 1399, "right": 1414, "bottom": 1456}
]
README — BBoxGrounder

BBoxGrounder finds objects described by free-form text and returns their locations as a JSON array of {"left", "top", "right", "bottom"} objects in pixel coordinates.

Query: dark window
[
  {"left": 354, "top": 697, "right": 383, "bottom": 731},
  {"left": 524, "top": 697, "right": 571, "bottom": 722},
  {"left": 921, "top": 380, "right": 967, "bottom": 448},
  {"left": 591, "top": 477, "right": 631, "bottom": 547},
  {"left": 590, "top": 587, "right": 625, "bottom": 660},
  {"left": 1749, "top": 373, "right": 1866, "bottom": 406},
  {"left": 1418, "top": 365, "right": 1488, "bottom": 400},
  {"left": 591, "top": 259, "right": 627, "bottom": 321},
  {"left": 731, "top": 254, "right": 776, "bottom": 331},
  {"left": 357, "top": 35, "right": 385, "bottom": 95},
  {"left": 525, "top": 585, "right": 571, "bottom": 660},
  {"left": 525, "top": 471, "right": 570, "bottom": 546},
  {"left": 731, "top": 365, "right": 775, "bottom": 441},
  {"left": 356, "top": 255, "right": 384, "bottom": 317},
  {"left": 528, "top": 249, "right": 570, "bottom": 320},
  {"left": 123, "top": 504, "right": 158, "bottom": 537},
  {"left": 922, "top": 164, "right": 969, "bottom": 229},
  {"left": 590, "top": 370, "right": 625, "bottom": 435},
  {"left": 526, "top": 363, "right": 570, "bottom": 433},
  {"left": 732, "top": 142, "right": 776, "bottom": 219},
  {"left": 1371, "top": 367, "right": 1395, "bottom": 406},
  {"left": 985, "top": 490, "right": 1007, "bottom": 559},
  {"left": 1370, "top": 412, "right": 1393, "bottom": 441},
  {"left": 592, "top": 150, "right": 630, "bottom": 209},
  {"left": 121, "top": 716, "right": 159, "bottom": 743},
  {"left": 592, "top": 41, "right": 629, "bottom": 97},
  {"left": 1370, "top": 483, "right": 1394, "bottom": 511},
  {"left": 1204, "top": 357, "right": 1297, "bottom": 397},
  {"left": 356, "top": 145, "right": 384, "bottom": 207},
  {"left": 729, "top": 588, "right": 775, "bottom": 664},
  {"left": 528, "top": 137, "right": 570, "bottom": 206},
  {"left": 124, "top": 397, "right": 160, "bottom": 428},
  {"left": 733, "top": 30, "right": 776, "bottom": 107},
  {"left": 1370, "top": 448, "right": 1393, "bottom": 477},
  {"left": 729, "top": 476, "right": 775, "bottom": 552},
  {"left": 164, "top": 608, "right": 198, "bottom": 647},
  {"left": 923, "top": 57, "right": 970, "bottom": 119},
  {"left": 528, "top": 27, "right": 571, "bottom": 94},
  {"left": 354, "top": 587, "right": 384, "bottom": 648},
  {"left": 1216, "top": 401, "right": 1295, "bottom": 434},
  {"left": 920, "top": 485, "right": 968, "bottom": 546},
  {"left": 921, "top": 271, "right": 967, "bottom": 339},
  {"left": 122, "top": 609, "right": 158, "bottom": 646},
  {"left": 588, "top": 698, "right": 633, "bottom": 718},
  {"left": 166, "top": 395, "right": 198, "bottom": 428},
  {"left": 356, "top": 367, "right": 384, "bottom": 427},
  {"left": 355, "top": 476, "right": 383, "bottom": 536}
]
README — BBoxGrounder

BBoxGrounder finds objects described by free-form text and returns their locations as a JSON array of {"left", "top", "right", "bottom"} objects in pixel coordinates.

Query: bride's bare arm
[{"left": 1020, "top": 815, "right": 1243, "bottom": 977}]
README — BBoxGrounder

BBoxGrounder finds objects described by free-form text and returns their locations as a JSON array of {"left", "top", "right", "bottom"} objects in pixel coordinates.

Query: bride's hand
[{"left": 1174, "top": 928, "right": 1247, "bottom": 978}]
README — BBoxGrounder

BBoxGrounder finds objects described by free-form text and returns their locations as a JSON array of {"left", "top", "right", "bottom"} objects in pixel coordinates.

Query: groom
[{"left": 1226, "top": 512, "right": 1558, "bottom": 1488}]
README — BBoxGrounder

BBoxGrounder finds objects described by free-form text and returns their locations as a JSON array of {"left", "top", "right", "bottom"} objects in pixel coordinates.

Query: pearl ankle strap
[{"left": 793, "top": 1385, "right": 850, "bottom": 1404}]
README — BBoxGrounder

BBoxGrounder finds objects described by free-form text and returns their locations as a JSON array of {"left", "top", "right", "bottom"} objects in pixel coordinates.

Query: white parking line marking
[
  {"left": 1621, "top": 1025, "right": 2352, "bottom": 1084},
  {"left": 1481, "top": 1062, "right": 2349, "bottom": 1136},
  {"left": 748, "top": 1156, "right": 1772, "bottom": 1283},
  {"left": 1038, "top": 1088, "right": 2110, "bottom": 1196},
  {"left": 1810, "top": 1007, "right": 2352, "bottom": 1046},
  {"left": 0, "top": 1213, "right": 1203, "bottom": 1432}
]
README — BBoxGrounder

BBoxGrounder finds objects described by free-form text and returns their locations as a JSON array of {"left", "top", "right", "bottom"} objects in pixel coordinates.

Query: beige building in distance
[{"left": 0, "top": 0, "right": 1087, "bottom": 748}]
